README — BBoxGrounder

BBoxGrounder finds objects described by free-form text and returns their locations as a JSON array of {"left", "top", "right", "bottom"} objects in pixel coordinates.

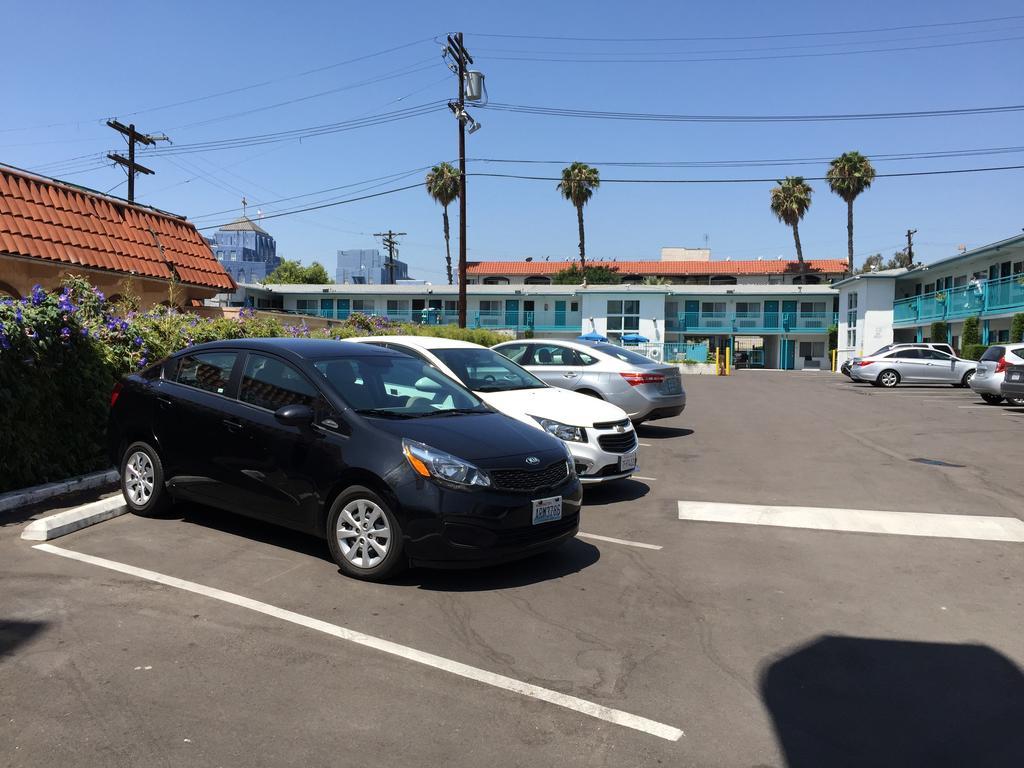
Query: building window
[
  {"left": 479, "top": 300, "right": 501, "bottom": 314},
  {"left": 735, "top": 302, "right": 761, "bottom": 315},
  {"left": 352, "top": 299, "right": 374, "bottom": 313},
  {"left": 387, "top": 299, "right": 410, "bottom": 314},
  {"left": 295, "top": 299, "right": 317, "bottom": 315},
  {"left": 846, "top": 292, "right": 858, "bottom": 348},
  {"left": 799, "top": 341, "right": 826, "bottom": 359},
  {"left": 483, "top": 277, "right": 510, "bottom": 285},
  {"left": 570, "top": 302, "right": 579, "bottom": 312},
  {"left": 701, "top": 302, "right": 726, "bottom": 315},
  {"left": 606, "top": 300, "right": 640, "bottom": 339}
]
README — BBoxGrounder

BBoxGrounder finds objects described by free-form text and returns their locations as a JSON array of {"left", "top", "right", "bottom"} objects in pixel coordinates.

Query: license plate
[
  {"left": 532, "top": 496, "right": 562, "bottom": 525},
  {"left": 661, "top": 377, "right": 681, "bottom": 394},
  {"left": 1009, "top": 372, "right": 1023, "bottom": 382},
  {"left": 619, "top": 452, "right": 637, "bottom": 472}
]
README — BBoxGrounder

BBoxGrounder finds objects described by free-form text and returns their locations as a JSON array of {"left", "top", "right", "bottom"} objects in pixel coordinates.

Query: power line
[
  {"left": 479, "top": 101, "right": 1024, "bottom": 123},
  {"left": 0, "top": 36, "right": 441, "bottom": 135},
  {"left": 468, "top": 163, "right": 1024, "bottom": 184},
  {"left": 467, "top": 14, "right": 1024, "bottom": 42}
]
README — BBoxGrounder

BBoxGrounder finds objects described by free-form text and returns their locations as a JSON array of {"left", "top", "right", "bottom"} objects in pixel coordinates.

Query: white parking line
[
  {"left": 637, "top": 442, "right": 652, "bottom": 447},
  {"left": 959, "top": 405, "right": 1024, "bottom": 409},
  {"left": 676, "top": 501, "right": 1024, "bottom": 542},
  {"left": 632, "top": 476, "right": 658, "bottom": 482},
  {"left": 33, "top": 543, "right": 684, "bottom": 742},
  {"left": 577, "top": 532, "right": 662, "bottom": 550}
]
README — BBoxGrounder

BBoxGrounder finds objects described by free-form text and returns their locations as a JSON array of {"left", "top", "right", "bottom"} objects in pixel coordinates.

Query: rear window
[
  {"left": 980, "top": 346, "right": 1006, "bottom": 362},
  {"left": 175, "top": 351, "right": 237, "bottom": 395},
  {"left": 1006, "top": 345, "right": 1024, "bottom": 362},
  {"left": 591, "top": 344, "right": 657, "bottom": 365}
]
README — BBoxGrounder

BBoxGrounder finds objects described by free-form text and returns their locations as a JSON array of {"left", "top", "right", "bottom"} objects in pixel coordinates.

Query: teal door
[
  {"left": 320, "top": 298, "right": 334, "bottom": 319},
  {"left": 782, "top": 300, "right": 797, "bottom": 331},
  {"left": 336, "top": 299, "right": 350, "bottom": 320},
  {"left": 764, "top": 300, "right": 779, "bottom": 330},
  {"left": 554, "top": 300, "right": 566, "bottom": 327},
  {"left": 505, "top": 299, "right": 519, "bottom": 328},
  {"left": 684, "top": 300, "right": 699, "bottom": 330},
  {"left": 780, "top": 339, "right": 796, "bottom": 370}
]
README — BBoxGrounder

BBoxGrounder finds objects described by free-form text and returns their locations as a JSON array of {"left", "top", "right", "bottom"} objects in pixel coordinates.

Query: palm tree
[
  {"left": 770, "top": 176, "right": 813, "bottom": 274},
  {"left": 424, "top": 162, "right": 460, "bottom": 284},
  {"left": 557, "top": 162, "right": 600, "bottom": 270},
  {"left": 826, "top": 151, "right": 876, "bottom": 273}
]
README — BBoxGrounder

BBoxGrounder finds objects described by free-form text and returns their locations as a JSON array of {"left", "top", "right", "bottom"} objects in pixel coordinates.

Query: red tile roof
[
  {"left": 466, "top": 258, "right": 848, "bottom": 276},
  {"left": 0, "top": 165, "right": 234, "bottom": 292}
]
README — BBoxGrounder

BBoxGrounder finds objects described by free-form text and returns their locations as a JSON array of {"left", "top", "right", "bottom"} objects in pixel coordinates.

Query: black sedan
[{"left": 109, "top": 338, "right": 582, "bottom": 580}]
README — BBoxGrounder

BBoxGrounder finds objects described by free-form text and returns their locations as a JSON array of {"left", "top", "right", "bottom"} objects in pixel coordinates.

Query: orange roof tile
[
  {"left": 0, "top": 164, "right": 234, "bottom": 292},
  {"left": 466, "top": 258, "right": 848, "bottom": 276}
]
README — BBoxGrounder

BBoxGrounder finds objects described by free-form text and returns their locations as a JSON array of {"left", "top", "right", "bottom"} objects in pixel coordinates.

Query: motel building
[
  {"left": 835, "top": 233, "right": 1024, "bottom": 363},
  {"left": 234, "top": 249, "right": 847, "bottom": 370}
]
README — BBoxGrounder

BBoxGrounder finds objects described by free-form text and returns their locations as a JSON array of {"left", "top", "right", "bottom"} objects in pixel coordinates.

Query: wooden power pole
[
  {"left": 107, "top": 120, "right": 169, "bottom": 202},
  {"left": 373, "top": 230, "right": 406, "bottom": 284}
]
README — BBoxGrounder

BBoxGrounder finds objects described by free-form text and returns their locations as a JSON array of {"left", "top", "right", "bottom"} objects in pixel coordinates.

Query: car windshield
[
  {"left": 430, "top": 347, "right": 547, "bottom": 392},
  {"left": 869, "top": 344, "right": 895, "bottom": 356},
  {"left": 589, "top": 343, "right": 658, "bottom": 365},
  {"left": 313, "top": 355, "right": 489, "bottom": 418}
]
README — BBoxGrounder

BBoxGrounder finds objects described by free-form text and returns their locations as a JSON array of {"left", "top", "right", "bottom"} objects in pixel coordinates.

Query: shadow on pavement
[
  {"left": 582, "top": 479, "right": 649, "bottom": 506},
  {"left": 760, "top": 635, "right": 1024, "bottom": 767},
  {"left": 0, "top": 620, "right": 46, "bottom": 658},
  {"left": 636, "top": 425, "right": 694, "bottom": 439},
  {"left": 176, "top": 502, "right": 600, "bottom": 591},
  {"left": 401, "top": 537, "right": 600, "bottom": 592}
]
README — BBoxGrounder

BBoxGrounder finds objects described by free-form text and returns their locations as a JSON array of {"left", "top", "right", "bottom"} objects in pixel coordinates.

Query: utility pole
[
  {"left": 446, "top": 33, "right": 475, "bottom": 328},
  {"left": 106, "top": 120, "right": 170, "bottom": 202},
  {"left": 905, "top": 229, "right": 917, "bottom": 267},
  {"left": 373, "top": 230, "right": 406, "bottom": 285}
]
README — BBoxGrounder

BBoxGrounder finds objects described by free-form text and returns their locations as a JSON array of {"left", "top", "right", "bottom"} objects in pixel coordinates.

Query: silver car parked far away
[
  {"left": 849, "top": 347, "right": 976, "bottom": 388},
  {"left": 493, "top": 339, "right": 686, "bottom": 423}
]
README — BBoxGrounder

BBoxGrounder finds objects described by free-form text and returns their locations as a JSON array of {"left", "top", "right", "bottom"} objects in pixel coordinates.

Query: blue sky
[{"left": 3, "top": 1, "right": 1023, "bottom": 281}]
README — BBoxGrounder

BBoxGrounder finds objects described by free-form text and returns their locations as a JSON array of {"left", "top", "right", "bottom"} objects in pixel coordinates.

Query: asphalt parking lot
[{"left": 3, "top": 371, "right": 1023, "bottom": 767}]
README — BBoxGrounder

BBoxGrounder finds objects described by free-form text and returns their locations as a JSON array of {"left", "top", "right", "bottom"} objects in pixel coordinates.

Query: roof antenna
[{"left": 241, "top": 196, "right": 247, "bottom": 218}]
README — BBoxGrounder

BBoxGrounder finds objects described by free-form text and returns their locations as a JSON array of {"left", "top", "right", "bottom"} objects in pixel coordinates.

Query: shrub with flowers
[{"left": 0, "top": 277, "right": 507, "bottom": 492}]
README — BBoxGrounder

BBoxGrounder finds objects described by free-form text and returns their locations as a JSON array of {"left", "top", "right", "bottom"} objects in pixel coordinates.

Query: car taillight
[
  {"left": 620, "top": 372, "right": 665, "bottom": 386},
  {"left": 995, "top": 356, "right": 1008, "bottom": 373},
  {"left": 110, "top": 381, "right": 123, "bottom": 408},
  {"left": 857, "top": 360, "right": 875, "bottom": 367}
]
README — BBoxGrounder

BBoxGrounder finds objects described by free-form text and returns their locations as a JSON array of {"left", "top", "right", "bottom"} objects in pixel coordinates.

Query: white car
[{"left": 346, "top": 336, "right": 639, "bottom": 484}]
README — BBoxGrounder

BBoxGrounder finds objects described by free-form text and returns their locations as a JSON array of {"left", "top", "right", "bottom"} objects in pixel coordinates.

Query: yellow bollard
[
  {"left": 714, "top": 347, "right": 720, "bottom": 375},
  {"left": 831, "top": 349, "right": 837, "bottom": 372},
  {"left": 725, "top": 347, "right": 731, "bottom": 376}
]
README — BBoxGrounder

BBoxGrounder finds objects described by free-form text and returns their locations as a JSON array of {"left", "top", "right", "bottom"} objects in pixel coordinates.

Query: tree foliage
[
  {"left": 551, "top": 265, "right": 620, "bottom": 285},
  {"left": 265, "top": 259, "right": 332, "bottom": 284},
  {"left": 826, "top": 151, "right": 876, "bottom": 273},
  {"left": 770, "top": 177, "right": 813, "bottom": 267},
  {"left": 961, "top": 315, "right": 981, "bottom": 348},
  {"left": 425, "top": 162, "right": 461, "bottom": 285},
  {"left": 557, "top": 162, "right": 600, "bottom": 269},
  {"left": 1011, "top": 313, "right": 1024, "bottom": 344}
]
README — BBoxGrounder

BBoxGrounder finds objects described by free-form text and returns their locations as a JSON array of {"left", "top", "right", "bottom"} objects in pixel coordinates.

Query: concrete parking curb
[
  {"left": 0, "top": 469, "right": 119, "bottom": 513},
  {"left": 21, "top": 495, "right": 127, "bottom": 542}
]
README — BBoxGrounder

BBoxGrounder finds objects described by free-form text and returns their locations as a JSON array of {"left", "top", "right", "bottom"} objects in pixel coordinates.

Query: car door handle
[
  {"left": 222, "top": 419, "right": 244, "bottom": 433},
  {"left": 563, "top": 373, "right": 578, "bottom": 379},
  {"left": 156, "top": 395, "right": 174, "bottom": 409}
]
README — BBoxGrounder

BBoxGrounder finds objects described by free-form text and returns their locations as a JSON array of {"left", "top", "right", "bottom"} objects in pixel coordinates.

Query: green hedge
[
  {"left": 0, "top": 277, "right": 506, "bottom": 493},
  {"left": 1011, "top": 313, "right": 1024, "bottom": 344},
  {"left": 960, "top": 343, "right": 988, "bottom": 361}
]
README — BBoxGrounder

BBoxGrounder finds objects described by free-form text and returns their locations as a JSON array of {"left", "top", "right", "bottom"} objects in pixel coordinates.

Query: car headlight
[
  {"left": 529, "top": 415, "right": 587, "bottom": 443},
  {"left": 402, "top": 439, "right": 491, "bottom": 488}
]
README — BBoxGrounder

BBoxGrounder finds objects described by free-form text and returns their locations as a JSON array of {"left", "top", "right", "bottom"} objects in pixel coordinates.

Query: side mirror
[{"left": 274, "top": 403, "right": 314, "bottom": 427}]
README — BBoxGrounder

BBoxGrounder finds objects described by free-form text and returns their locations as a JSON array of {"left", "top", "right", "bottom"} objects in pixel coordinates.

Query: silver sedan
[
  {"left": 849, "top": 347, "right": 976, "bottom": 387},
  {"left": 492, "top": 339, "right": 686, "bottom": 423}
]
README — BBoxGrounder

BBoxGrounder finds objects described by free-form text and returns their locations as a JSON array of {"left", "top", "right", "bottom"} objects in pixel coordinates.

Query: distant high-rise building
[
  {"left": 336, "top": 248, "right": 409, "bottom": 284},
  {"left": 211, "top": 215, "right": 280, "bottom": 284}
]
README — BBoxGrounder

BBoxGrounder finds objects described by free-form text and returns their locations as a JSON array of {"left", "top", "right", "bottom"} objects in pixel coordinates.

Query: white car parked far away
[{"left": 345, "top": 336, "right": 640, "bottom": 483}]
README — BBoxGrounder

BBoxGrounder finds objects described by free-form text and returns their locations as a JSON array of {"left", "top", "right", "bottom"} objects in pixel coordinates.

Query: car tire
[
  {"left": 878, "top": 370, "right": 900, "bottom": 388},
  {"left": 326, "top": 486, "right": 406, "bottom": 581},
  {"left": 960, "top": 370, "right": 976, "bottom": 387},
  {"left": 981, "top": 393, "right": 1004, "bottom": 405},
  {"left": 1007, "top": 396, "right": 1024, "bottom": 406},
  {"left": 120, "top": 441, "right": 170, "bottom": 517}
]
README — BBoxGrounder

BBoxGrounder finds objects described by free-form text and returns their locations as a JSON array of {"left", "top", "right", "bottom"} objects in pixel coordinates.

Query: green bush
[
  {"left": 929, "top": 321, "right": 948, "bottom": 343},
  {"left": 961, "top": 315, "right": 981, "bottom": 349},
  {"left": 960, "top": 343, "right": 988, "bottom": 361},
  {"left": 0, "top": 278, "right": 511, "bottom": 492},
  {"left": 1011, "top": 313, "right": 1024, "bottom": 344}
]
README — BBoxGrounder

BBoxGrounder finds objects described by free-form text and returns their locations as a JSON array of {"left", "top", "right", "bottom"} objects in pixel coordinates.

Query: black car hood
[{"left": 366, "top": 411, "right": 566, "bottom": 465}]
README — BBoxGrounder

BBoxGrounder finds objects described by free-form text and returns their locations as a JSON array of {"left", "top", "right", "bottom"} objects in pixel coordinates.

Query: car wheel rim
[
  {"left": 125, "top": 451, "right": 154, "bottom": 506},
  {"left": 336, "top": 499, "right": 391, "bottom": 569},
  {"left": 882, "top": 373, "right": 897, "bottom": 386}
]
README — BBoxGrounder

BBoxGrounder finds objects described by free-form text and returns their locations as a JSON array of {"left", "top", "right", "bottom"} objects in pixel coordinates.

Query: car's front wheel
[
  {"left": 1007, "top": 396, "right": 1024, "bottom": 407},
  {"left": 960, "top": 370, "right": 976, "bottom": 387},
  {"left": 120, "top": 441, "right": 170, "bottom": 517},
  {"left": 326, "top": 486, "right": 406, "bottom": 581}
]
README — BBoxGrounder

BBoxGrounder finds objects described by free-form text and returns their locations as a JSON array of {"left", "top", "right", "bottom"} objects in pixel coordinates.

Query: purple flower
[
  {"left": 133, "top": 336, "right": 144, "bottom": 347},
  {"left": 57, "top": 290, "right": 74, "bottom": 313},
  {"left": 15, "top": 308, "right": 22, "bottom": 324},
  {"left": 81, "top": 327, "right": 89, "bottom": 338},
  {"left": 60, "top": 326, "right": 71, "bottom": 341},
  {"left": 92, "top": 288, "right": 106, "bottom": 302},
  {"left": 30, "top": 285, "right": 46, "bottom": 305}
]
